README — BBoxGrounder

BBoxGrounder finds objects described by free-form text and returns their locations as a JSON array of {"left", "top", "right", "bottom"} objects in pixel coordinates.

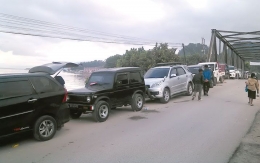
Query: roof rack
[{"left": 155, "top": 62, "right": 183, "bottom": 67}]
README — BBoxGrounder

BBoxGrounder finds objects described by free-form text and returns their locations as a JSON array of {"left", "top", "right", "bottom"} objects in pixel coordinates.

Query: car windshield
[
  {"left": 199, "top": 64, "right": 214, "bottom": 71},
  {"left": 188, "top": 67, "right": 201, "bottom": 74},
  {"left": 207, "top": 64, "right": 214, "bottom": 71},
  {"left": 86, "top": 72, "right": 114, "bottom": 89},
  {"left": 144, "top": 68, "right": 170, "bottom": 78},
  {"left": 229, "top": 66, "right": 234, "bottom": 70}
]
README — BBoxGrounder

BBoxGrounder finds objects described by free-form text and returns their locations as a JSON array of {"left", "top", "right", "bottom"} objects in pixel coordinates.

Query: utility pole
[
  {"left": 202, "top": 37, "right": 205, "bottom": 55},
  {"left": 182, "top": 43, "right": 187, "bottom": 65}
]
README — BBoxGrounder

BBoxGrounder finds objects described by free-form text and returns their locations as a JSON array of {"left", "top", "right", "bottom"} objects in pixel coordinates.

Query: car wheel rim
[
  {"left": 39, "top": 120, "right": 54, "bottom": 138},
  {"left": 136, "top": 96, "right": 143, "bottom": 108},
  {"left": 189, "top": 85, "right": 192, "bottom": 94},
  {"left": 99, "top": 105, "right": 108, "bottom": 118},
  {"left": 164, "top": 90, "right": 169, "bottom": 101}
]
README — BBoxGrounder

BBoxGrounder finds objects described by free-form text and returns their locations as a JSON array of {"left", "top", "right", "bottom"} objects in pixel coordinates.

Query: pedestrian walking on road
[
  {"left": 202, "top": 65, "right": 212, "bottom": 96},
  {"left": 245, "top": 73, "right": 259, "bottom": 106},
  {"left": 192, "top": 68, "right": 204, "bottom": 101}
]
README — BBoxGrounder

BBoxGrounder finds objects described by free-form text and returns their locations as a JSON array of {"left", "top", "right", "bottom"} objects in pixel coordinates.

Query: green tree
[
  {"left": 105, "top": 54, "right": 122, "bottom": 68},
  {"left": 180, "top": 54, "right": 207, "bottom": 65},
  {"left": 245, "top": 62, "right": 250, "bottom": 71},
  {"left": 116, "top": 43, "right": 179, "bottom": 71}
]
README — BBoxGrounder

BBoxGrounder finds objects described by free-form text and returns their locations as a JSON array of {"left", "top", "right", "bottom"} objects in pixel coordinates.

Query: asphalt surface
[{"left": 0, "top": 79, "right": 259, "bottom": 163}]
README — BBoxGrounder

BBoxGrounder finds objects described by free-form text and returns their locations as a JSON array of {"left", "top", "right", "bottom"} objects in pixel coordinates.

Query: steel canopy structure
[{"left": 207, "top": 29, "right": 260, "bottom": 73}]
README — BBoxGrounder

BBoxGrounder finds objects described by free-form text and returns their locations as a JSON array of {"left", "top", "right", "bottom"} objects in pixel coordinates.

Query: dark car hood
[
  {"left": 68, "top": 87, "right": 96, "bottom": 95},
  {"left": 68, "top": 86, "right": 113, "bottom": 95}
]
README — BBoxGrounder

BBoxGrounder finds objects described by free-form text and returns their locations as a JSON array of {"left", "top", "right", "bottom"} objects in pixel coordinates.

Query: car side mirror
[{"left": 170, "top": 74, "right": 177, "bottom": 78}]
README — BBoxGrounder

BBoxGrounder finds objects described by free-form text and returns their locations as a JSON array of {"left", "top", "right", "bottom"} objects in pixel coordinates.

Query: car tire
[
  {"left": 186, "top": 83, "right": 193, "bottom": 96},
  {"left": 160, "top": 88, "right": 170, "bottom": 104},
  {"left": 70, "top": 110, "right": 82, "bottom": 119},
  {"left": 131, "top": 93, "right": 144, "bottom": 111},
  {"left": 93, "top": 101, "right": 110, "bottom": 122},
  {"left": 213, "top": 77, "right": 217, "bottom": 86},
  {"left": 33, "top": 115, "right": 57, "bottom": 141}
]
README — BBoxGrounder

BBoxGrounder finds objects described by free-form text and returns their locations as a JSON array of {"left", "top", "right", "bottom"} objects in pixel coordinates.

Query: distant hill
[
  {"left": 178, "top": 43, "right": 209, "bottom": 56},
  {"left": 71, "top": 60, "right": 105, "bottom": 70},
  {"left": 80, "top": 60, "right": 105, "bottom": 67}
]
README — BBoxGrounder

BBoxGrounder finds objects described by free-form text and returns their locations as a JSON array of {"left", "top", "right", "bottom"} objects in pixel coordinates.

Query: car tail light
[{"left": 62, "top": 88, "right": 68, "bottom": 103}]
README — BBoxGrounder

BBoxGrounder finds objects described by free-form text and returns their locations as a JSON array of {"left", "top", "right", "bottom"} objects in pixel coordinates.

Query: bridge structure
[{"left": 207, "top": 29, "right": 260, "bottom": 74}]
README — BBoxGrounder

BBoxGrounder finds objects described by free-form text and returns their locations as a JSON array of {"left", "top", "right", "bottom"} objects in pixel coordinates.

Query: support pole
[
  {"left": 236, "top": 54, "right": 239, "bottom": 68},
  {"left": 208, "top": 29, "right": 217, "bottom": 62},
  {"left": 223, "top": 43, "right": 228, "bottom": 64},
  {"left": 219, "top": 39, "right": 221, "bottom": 62},
  {"left": 227, "top": 46, "right": 232, "bottom": 65},
  {"left": 231, "top": 51, "right": 235, "bottom": 66},
  {"left": 241, "top": 58, "right": 244, "bottom": 78},
  {"left": 182, "top": 43, "right": 187, "bottom": 65},
  {"left": 214, "top": 34, "right": 218, "bottom": 62}
]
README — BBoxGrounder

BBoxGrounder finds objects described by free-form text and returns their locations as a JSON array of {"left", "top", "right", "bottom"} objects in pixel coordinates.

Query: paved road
[{"left": 0, "top": 80, "right": 259, "bottom": 163}]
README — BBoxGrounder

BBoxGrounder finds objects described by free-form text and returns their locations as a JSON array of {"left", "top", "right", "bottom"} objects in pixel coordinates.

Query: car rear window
[
  {"left": 30, "top": 77, "right": 62, "bottom": 93},
  {"left": 0, "top": 80, "right": 34, "bottom": 99},
  {"left": 188, "top": 67, "right": 201, "bottom": 74}
]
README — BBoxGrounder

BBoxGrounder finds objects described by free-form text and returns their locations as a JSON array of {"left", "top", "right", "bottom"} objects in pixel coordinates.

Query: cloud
[
  {"left": 0, "top": 0, "right": 260, "bottom": 68},
  {"left": 0, "top": 50, "right": 50, "bottom": 68}
]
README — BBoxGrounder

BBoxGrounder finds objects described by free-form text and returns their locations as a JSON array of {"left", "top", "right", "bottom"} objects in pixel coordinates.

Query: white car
[
  {"left": 144, "top": 64, "right": 193, "bottom": 103},
  {"left": 198, "top": 62, "right": 222, "bottom": 86},
  {"left": 228, "top": 66, "right": 237, "bottom": 79},
  {"left": 236, "top": 69, "right": 242, "bottom": 79}
]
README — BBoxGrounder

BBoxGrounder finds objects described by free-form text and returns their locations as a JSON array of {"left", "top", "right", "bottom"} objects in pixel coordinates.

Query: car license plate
[{"left": 69, "top": 104, "right": 78, "bottom": 108}]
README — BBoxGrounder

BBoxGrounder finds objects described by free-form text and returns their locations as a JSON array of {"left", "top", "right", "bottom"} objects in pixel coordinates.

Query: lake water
[{"left": 0, "top": 68, "right": 86, "bottom": 91}]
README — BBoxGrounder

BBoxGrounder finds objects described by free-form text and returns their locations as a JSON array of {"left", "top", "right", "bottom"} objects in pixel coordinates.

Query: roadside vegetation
[{"left": 70, "top": 42, "right": 257, "bottom": 76}]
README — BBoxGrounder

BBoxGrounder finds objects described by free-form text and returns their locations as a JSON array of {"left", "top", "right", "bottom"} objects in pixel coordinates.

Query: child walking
[{"left": 192, "top": 69, "right": 204, "bottom": 101}]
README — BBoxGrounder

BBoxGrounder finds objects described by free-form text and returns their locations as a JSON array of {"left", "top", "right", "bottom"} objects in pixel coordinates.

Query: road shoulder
[{"left": 229, "top": 111, "right": 260, "bottom": 163}]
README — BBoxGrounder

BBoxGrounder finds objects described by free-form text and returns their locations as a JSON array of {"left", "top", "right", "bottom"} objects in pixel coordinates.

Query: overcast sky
[{"left": 0, "top": 0, "right": 260, "bottom": 68}]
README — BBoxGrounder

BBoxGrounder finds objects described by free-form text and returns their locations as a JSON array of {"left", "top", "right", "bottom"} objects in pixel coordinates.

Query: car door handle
[{"left": 28, "top": 99, "right": 37, "bottom": 103}]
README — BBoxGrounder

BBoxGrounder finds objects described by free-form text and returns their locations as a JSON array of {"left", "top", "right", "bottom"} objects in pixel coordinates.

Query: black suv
[
  {"left": 67, "top": 67, "right": 146, "bottom": 122},
  {"left": 0, "top": 62, "right": 78, "bottom": 141}
]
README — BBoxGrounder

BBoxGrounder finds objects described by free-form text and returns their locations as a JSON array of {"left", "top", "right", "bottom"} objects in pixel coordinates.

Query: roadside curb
[{"left": 228, "top": 111, "right": 260, "bottom": 163}]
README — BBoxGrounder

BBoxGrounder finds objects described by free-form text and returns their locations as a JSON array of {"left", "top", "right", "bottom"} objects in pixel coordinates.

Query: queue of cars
[{"left": 0, "top": 61, "right": 241, "bottom": 142}]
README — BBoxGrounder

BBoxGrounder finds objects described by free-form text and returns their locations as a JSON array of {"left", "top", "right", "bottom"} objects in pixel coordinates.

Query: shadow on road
[{"left": 0, "top": 132, "right": 33, "bottom": 148}]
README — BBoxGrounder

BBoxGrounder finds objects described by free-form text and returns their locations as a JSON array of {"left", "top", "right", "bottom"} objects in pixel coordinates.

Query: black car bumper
[
  {"left": 68, "top": 103, "right": 94, "bottom": 113},
  {"left": 57, "top": 103, "right": 70, "bottom": 127}
]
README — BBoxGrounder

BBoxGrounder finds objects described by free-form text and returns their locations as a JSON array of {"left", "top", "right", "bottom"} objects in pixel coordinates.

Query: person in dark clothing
[
  {"left": 203, "top": 65, "right": 212, "bottom": 96},
  {"left": 192, "top": 68, "right": 204, "bottom": 101}
]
